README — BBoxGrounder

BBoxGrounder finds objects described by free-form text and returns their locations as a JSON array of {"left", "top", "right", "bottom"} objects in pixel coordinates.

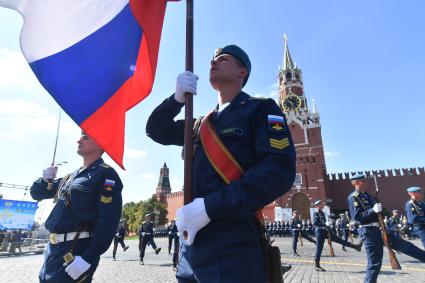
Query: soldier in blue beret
[
  {"left": 348, "top": 175, "right": 425, "bottom": 283},
  {"left": 112, "top": 219, "right": 129, "bottom": 261},
  {"left": 312, "top": 200, "right": 361, "bottom": 272},
  {"left": 405, "top": 186, "right": 425, "bottom": 248},
  {"left": 146, "top": 44, "right": 296, "bottom": 282},
  {"left": 290, "top": 210, "right": 315, "bottom": 256},
  {"left": 138, "top": 214, "right": 161, "bottom": 265},
  {"left": 30, "top": 132, "right": 123, "bottom": 282},
  {"left": 387, "top": 210, "right": 402, "bottom": 238},
  {"left": 337, "top": 213, "right": 351, "bottom": 251}
]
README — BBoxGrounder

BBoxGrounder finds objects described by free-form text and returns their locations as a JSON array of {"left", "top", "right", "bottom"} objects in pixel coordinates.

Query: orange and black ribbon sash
[{"left": 199, "top": 111, "right": 265, "bottom": 224}]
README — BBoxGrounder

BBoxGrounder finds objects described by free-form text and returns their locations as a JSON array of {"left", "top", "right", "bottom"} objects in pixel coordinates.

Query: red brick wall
[{"left": 166, "top": 191, "right": 184, "bottom": 221}]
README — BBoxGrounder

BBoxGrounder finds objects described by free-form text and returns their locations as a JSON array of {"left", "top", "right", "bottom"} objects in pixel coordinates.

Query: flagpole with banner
[{"left": 183, "top": 0, "right": 194, "bottom": 206}]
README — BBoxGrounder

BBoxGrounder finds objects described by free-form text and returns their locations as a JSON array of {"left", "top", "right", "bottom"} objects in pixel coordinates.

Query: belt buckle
[{"left": 49, "top": 233, "right": 58, "bottom": 244}]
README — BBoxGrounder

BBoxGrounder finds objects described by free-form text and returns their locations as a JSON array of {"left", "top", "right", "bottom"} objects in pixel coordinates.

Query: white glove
[
  {"left": 297, "top": 224, "right": 301, "bottom": 228},
  {"left": 398, "top": 224, "right": 402, "bottom": 227},
  {"left": 176, "top": 198, "right": 210, "bottom": 245},
  {"left": 325, "top": 221, "right": 331, "bottom": 226},
  {"left": 174, "top": 71, "right": 198, "bottom": 103},
  {"left": 115, "top": 233, "right": 120, "bottom": 237},
  {"left": 373, "top": 203, "right": 382, "bottom": 213},
  {"left": 65, "top": 256, "right": 91, "bottom": 280},
  {"left": 346, "top": 224, "right": 350, "bottom": 227},
  {"left": 141, "top": 232, "right": 145, "bottom": 236},
  {"left": 42, "top": 166, "right": 58, "bottom": 182}
]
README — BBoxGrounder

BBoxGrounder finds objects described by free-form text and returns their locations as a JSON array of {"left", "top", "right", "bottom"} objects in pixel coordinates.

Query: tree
[
  {"left": 140, "top": 195, "right": 168, "bottom": 226},
  {"left": 121, "top": 195, "right": 168, "bottom": 233}
]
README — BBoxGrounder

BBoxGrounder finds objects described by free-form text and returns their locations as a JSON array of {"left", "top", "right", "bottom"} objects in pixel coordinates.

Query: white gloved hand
[
  {"left": 115, "top": 233, "right": 120, "bottom": 237},
  {"left": 176, "top": 198, "right": 211, "bottom": 245},
  {"left": 398, "top": 224, "right": 402, "bottom": 228},
  {"left": 65, "top": 256, "right": 91, "bottom": 280},
  {"left": 174, "top": 71, "right": 199, "bottom": 103},
  {"left": 373, "top": 203, "right": 383, "bottom": 213},
  {"left": 297, "top": 224, "right": 301, "bottom": 228},
  {"left": 325, "top": 221, "right": 331, "bottom": 227},
  {"left": 42, "top": 166, "right": 58, "bottom": 182},
  {"left": 141, "top": 232, "right": 145, "bottom": 236}
]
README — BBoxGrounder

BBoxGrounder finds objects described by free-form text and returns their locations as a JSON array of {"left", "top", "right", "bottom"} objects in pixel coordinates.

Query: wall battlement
[{"left": 327, "top": 167, "right": 425, "bottom": 181}]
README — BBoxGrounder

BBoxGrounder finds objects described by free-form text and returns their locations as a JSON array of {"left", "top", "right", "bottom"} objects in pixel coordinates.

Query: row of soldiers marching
[{"left": 266, "top": 173, "right": 425, "bottom": 283}]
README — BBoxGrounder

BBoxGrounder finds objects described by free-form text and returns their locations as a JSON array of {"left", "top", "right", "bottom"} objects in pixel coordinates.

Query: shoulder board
[
  {"left": 100, "top": 163, "right": 111, "bottom": 168},
  {"left": 409, "top": 200, "right": 414, "bottom": 204},
  {"left": 353, "top": 191, "right": 359, "bottom": 197}
]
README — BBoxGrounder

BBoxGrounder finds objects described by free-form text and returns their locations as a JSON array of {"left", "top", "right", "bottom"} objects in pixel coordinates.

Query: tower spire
[
  {"left": 312, "top": 98, "right": 318, "bottom": 114},
  {"left": 283, "top": 34, "right": 295, "bottom": 70}
]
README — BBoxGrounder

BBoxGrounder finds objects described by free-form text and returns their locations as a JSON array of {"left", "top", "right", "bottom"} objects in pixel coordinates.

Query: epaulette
[
  {"left": 100, "top": 162, "right": 111, "bottom": 168},
  {"left": 409, "top": 200, "right": 414, "bottom": 204},
  {"left": 353, "top": 191, "right": 359, "bottom": 197}
]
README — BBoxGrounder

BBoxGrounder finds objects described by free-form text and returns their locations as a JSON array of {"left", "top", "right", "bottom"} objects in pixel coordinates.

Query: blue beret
[
  {"left": 214, "top": 44, "right": 251, "bottom": 87},
  {"left": 312, "top": 200, "right": 322, "bottom": 207},
  {"left": 350, "top": 173, "right": 365, "bottom": 180},
  {"left": 407, "top": 187, "right": 422, "bottom": 193}
]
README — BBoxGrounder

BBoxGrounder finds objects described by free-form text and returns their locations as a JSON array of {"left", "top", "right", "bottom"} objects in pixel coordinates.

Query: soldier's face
[
  {"left": 77, "top": 133, "right": 102, "bottom": 157},
  {"left": 356, "top": 180, "right": 367, "bottom": 191},
  {"left": 209, "top": 54, "right": 247, "bottom": 89},
  {"left": 409, "top": 192, "right": 423, "bottom": 201}
]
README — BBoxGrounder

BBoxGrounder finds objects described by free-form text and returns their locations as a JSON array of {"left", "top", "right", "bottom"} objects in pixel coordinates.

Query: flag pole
[
  {"left": 183, "top": 0, "right": 194, "bottom": 205},
  {"left": 47, "top": 109, "right": 61, "bottom": 190}
]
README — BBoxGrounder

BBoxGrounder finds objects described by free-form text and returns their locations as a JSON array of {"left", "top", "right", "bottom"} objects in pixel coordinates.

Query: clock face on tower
[{"left": 283, "top": 95, "right": 301, "bottom": 112}]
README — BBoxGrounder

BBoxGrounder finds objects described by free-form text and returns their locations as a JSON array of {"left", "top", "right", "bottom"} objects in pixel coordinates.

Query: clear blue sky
[{"left": 0, "top": 1, "right": 424, "bottom": 220}]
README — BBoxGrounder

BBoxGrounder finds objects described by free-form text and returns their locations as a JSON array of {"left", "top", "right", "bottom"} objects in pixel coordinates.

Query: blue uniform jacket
[
  {"left": 146, "top": 92, "right": 296, "bottom": 276},
  {"left": 167, "top": 223, "right": 178, "bottom": 237},
  {"left": 115, "top": 226, "right": 126, "bottom": 238},
  {"left": 30, "top": 158, "right": 123, "bottom": 264},
  {"left": 338, "top": 219, "right": 349, "bottom": 231},
  {"left": 146, "top": 92, "right": 295, "bottom": 221},
  {"left": 313, "top": 210, "right": 327, "bottom": 228},
  {"left": 347, "top": 190, "right": 378, "bottom": 225},
  {"left": 291, "top": 219, "right": 302, "bottom": 230},
  {"left": 405, "top": 200, "right": 425, "bottom": 225},
  {"left": 139, "top": 221, "right": 154, "bottom": 238}
]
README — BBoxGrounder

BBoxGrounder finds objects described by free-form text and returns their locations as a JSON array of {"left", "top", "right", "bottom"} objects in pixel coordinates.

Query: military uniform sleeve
[
  {"left": 204, "top": 99, "right": 296, "bottom": 220},
  {"left": 313, "top": 212, "right": 320, "bottom": 227},
  {"left": 30, "top": 177, "right": 62, "bottom": 201},
  {"left": 82, "top": 169, "right": 123, "bottom": 264},
  {"left": 348, "top": 195, "right": 376, "bottom": 224},
  {"left": 405, "top": 201, "right": 414, "bottom": 225},
  {"left": 146, "top": 94, "right": 186, "bottom": 146}
]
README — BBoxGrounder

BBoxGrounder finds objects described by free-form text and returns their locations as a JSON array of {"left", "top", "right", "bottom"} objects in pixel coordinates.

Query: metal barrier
[{"left": 0, "top": 238, "right": 48, "bottom": 256}]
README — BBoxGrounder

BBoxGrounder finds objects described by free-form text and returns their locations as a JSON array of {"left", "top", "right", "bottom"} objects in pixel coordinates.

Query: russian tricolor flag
[{"left": 0, "top": 0, "right": 177, "bottom": 169}]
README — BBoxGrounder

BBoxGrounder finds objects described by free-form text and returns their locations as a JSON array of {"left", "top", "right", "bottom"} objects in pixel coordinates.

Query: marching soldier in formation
[
  {"left": 387, "top": 209, "right": 402, "bottom": 238},
  {"left": 291, "top": 211, "right": 315, "bottom": 256},
  {"left": 138, "top": 214, "right": 161, "bottom": 265},
  {"left": 166, "top": 219, "right": 178, "bottom": 255},
  {"left": 313, "top": 200, "right": 362, "bottom": 272},
  {"left": 338, "top": 213, "right": 350, "bottom": 251},
  {"left": 405, "top": 186, "right": 425, "bottom": 249},
  {"left": 112, "top": 219, "right": 129, "bottom": 261},
  {"left": 347, "top": 174, "right": 425, "bottom": 283},
  {"left": 30, "top": 131, "right": 123, "bottom": 282}
]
